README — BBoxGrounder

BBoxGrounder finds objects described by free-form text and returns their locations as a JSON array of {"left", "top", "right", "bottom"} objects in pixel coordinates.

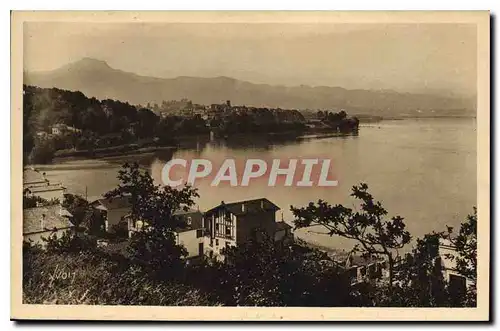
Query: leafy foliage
[
  {"left": 441, "top": 208, "right": 477, "bottom": 306},
  {"left": 62, "top": 193, "right": 92, "bottom": 228},
  {"left": 42, "top": 230, "right": 98, "bottom": 254},
  {"left": 105, "top": 162, "right": 198, "bottom": 276},
  {"left": 207, "top": 230, "right": 356, "bottom": 306},
  {"left": 23, "top": 243, "right": 215, "bottom": 305},
  {"left": 23, "top": 195, "right": 59, "bottom": 209},
  {"left": 23, "top": 85, "right": 312, "bottom": 163},
  {"left": 316, "top": 110, "right": 360, "bottom": 133},
  {"left": 105, "top": 162, "right": 199, "bottom": 230},
  {"left": 23, "top": 173, "right": 477, "bottom": 307},
  {"left": 291, "top": 183, "right": 411, "bottom": 288},
  {"left": 388, "top": 233, "right": 449, "bottom": 307},
  {"left": 210, "top": 107, "right": 306, "bottom": 136},
  {"left": 28, "top": 138, "right": 56, "bottom": 164},
  {"left": 442, "top": 208, "right": 477, "bottom": 282}
]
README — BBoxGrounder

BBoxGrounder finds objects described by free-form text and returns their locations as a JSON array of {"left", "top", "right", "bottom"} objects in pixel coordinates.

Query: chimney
[
  {"left": 41, "top": 213, "right": 46, "bottom": 230},
  {"left": 242, "top": 203, "right": 245, "bottom": 213},
  {"left": 261, "top": 200, "right": 264, "bottom": 209}
]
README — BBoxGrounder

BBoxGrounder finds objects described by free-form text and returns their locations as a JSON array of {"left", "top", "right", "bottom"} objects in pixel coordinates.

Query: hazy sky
[{"left": 24, "top": 22, "right": 477, "bottom": 96}]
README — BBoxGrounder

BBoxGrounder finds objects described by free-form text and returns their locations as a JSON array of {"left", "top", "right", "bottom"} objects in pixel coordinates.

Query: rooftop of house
[
  {"left": 274, "top": 221, "right": 293, "bottom": 231},
  {"left": 92, "top": 195, "right": 132, "bottom": 211},
  {"left": 205, "top": 198, "right": 280, "bottom": 216},
  {"left": 92, "top": 195, "right": 200, "bottom": 215},
  {"left": 23, "top": 168, "right": 47, "bottom": 184},
  {"left": 173, "top": 208, "right": 201, "bottom": 216},
  {"left": 24, "top": 183, "right": 66, "bottom": 193},
  {"left": 23, "top": 204, "right": 74, "bottom": 235}
]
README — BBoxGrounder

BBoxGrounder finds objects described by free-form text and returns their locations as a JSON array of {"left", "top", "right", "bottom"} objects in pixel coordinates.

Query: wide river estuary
[{"left": 37, "top": 118, "right": 477, "bottom": 252}]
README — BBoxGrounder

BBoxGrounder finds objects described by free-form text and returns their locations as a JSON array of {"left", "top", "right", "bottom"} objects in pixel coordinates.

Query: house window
[
  {"left": 225, "top": 226, "right": 231, "bottom": 237},
  {"left": 187, "top": 217, "right": 192, "bottom": 226},
  {"left": 216, "top": 239, "right": 219, "bottom": 246},
  {"left": 196, "top": 229, "right": 204, "bottom": 238}
]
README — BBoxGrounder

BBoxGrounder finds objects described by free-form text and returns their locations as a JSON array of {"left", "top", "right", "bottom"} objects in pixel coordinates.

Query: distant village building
[
  {"left": 23, "top": 204, "right": 74, "bottom": 246},
  {"left": 23, "top": 168, "right": 66, "bottom": 201},
  {"left": 51, "top": 123, "right": 82, "bottom": 136},
  {"left": 35, "top": 131, "right": 49, "bottom": 139}
]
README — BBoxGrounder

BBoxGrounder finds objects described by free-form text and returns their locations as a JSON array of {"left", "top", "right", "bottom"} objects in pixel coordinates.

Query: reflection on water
[{"left": 40, "top": 119, "right": 476, "bottom": 252}]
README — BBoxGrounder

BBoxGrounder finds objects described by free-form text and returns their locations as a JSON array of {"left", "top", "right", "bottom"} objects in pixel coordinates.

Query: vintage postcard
[{"left": 11, "top": 11, "right": 490, "bottom": 321}]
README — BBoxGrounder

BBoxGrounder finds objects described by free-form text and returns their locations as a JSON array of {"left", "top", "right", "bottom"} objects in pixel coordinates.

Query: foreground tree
[
  {"left": 105, "top": 162, "right": 199, "bottom": 277},
  {"left": 291, "top": 183, "right": 412, "bottom": 293},
  {"left": 442, "top": 207, "right": 477, "bottom": 306},
  {"left": 389, "top": 233, "right": 448, "bottom": 307},
  {"left": 62, "top": 193, "right": 91, "bottom": 228},
  {"left": 212, "top": 229, "right": 354, "bottom": 306},
  {"left": 442, "top": 208, "right": 477, "bottom": 283}
]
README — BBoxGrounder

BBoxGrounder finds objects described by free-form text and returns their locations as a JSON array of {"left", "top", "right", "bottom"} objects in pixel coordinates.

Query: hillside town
[{"left": 23, "top": 85, "right": 360, "bottom": 164}]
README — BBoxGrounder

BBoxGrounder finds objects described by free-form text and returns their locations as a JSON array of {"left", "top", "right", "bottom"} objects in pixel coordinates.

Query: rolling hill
[{"left": 24, "top": 58, "right": 476, "bottom": 118}]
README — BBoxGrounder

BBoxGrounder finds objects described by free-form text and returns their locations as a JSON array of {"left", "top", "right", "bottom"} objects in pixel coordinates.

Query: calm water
[{"left": 39, "top": 118, "right": 477, "bottom": 251}]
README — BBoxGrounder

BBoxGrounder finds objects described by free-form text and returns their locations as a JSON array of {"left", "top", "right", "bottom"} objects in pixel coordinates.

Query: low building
[
  {"left": 23, "top": 204, "right": 74, "bottom": 246},
  {"left": 97, "top": 195, "right": 291, "bottom": 260},
  {"left": 90, "top": 195, "right": 132, "bottom": 233},
  {"left": 172, "top": 209, "right": 206, "bottom": 258},
  {"left": 203, "top": 198, "right": 293, "bottom": 256},
  {"left": 274, "top": 221, "right": 294, "bottom": 243},
  {"left": 23, "top": 168, "right": 66, "bottom": 201},
  {"left": 51, "top": 123, "right": 82, "bottom": 136},
  {"left": 126, "top": 208, "right": 205, "bottom": 259}
]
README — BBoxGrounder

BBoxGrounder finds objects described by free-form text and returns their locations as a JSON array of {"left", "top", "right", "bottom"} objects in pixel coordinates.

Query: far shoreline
[{"left": 27, "top": 116, "right": 476, "bottom": 168}]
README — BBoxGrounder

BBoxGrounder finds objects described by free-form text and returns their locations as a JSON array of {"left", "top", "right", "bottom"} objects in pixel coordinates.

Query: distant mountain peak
[
  {"left": 24, "top": 58, "right": 475, "bottom": 117},
  {"left": 65, "top": 57, "right": 112, "bottom": 71}
]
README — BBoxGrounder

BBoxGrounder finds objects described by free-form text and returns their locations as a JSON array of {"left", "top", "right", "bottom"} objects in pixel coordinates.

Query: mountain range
[{"left": 24, "top": 58, "right": 476, "bottom": 118}]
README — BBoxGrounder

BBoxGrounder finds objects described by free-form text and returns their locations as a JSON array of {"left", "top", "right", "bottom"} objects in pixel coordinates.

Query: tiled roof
[
  {"left": 23, "top": 204, "right": 74, "bottom": 234},
  {"left": 92, "top": 195, "right": 132, "bottom": 211},
  {"left": 24, "top": 184, "right": 65, "bottom": 193},
  {"left": 23, "top": 168, "right": 46, "bottom": 184},
  {"left": 274, "top": 221, "right": 293, "bottom": 231},
  {"left": 205, "top": 198, "right": 280, "bottom": 216},
  {"left": 173, "top": 208, "right": 200, "bottom": 216}
]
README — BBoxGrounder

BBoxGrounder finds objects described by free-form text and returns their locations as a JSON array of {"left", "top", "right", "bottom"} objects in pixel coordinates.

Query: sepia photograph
[{"left": 10, "top": 11, "right": 490, "bottom": 321}]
